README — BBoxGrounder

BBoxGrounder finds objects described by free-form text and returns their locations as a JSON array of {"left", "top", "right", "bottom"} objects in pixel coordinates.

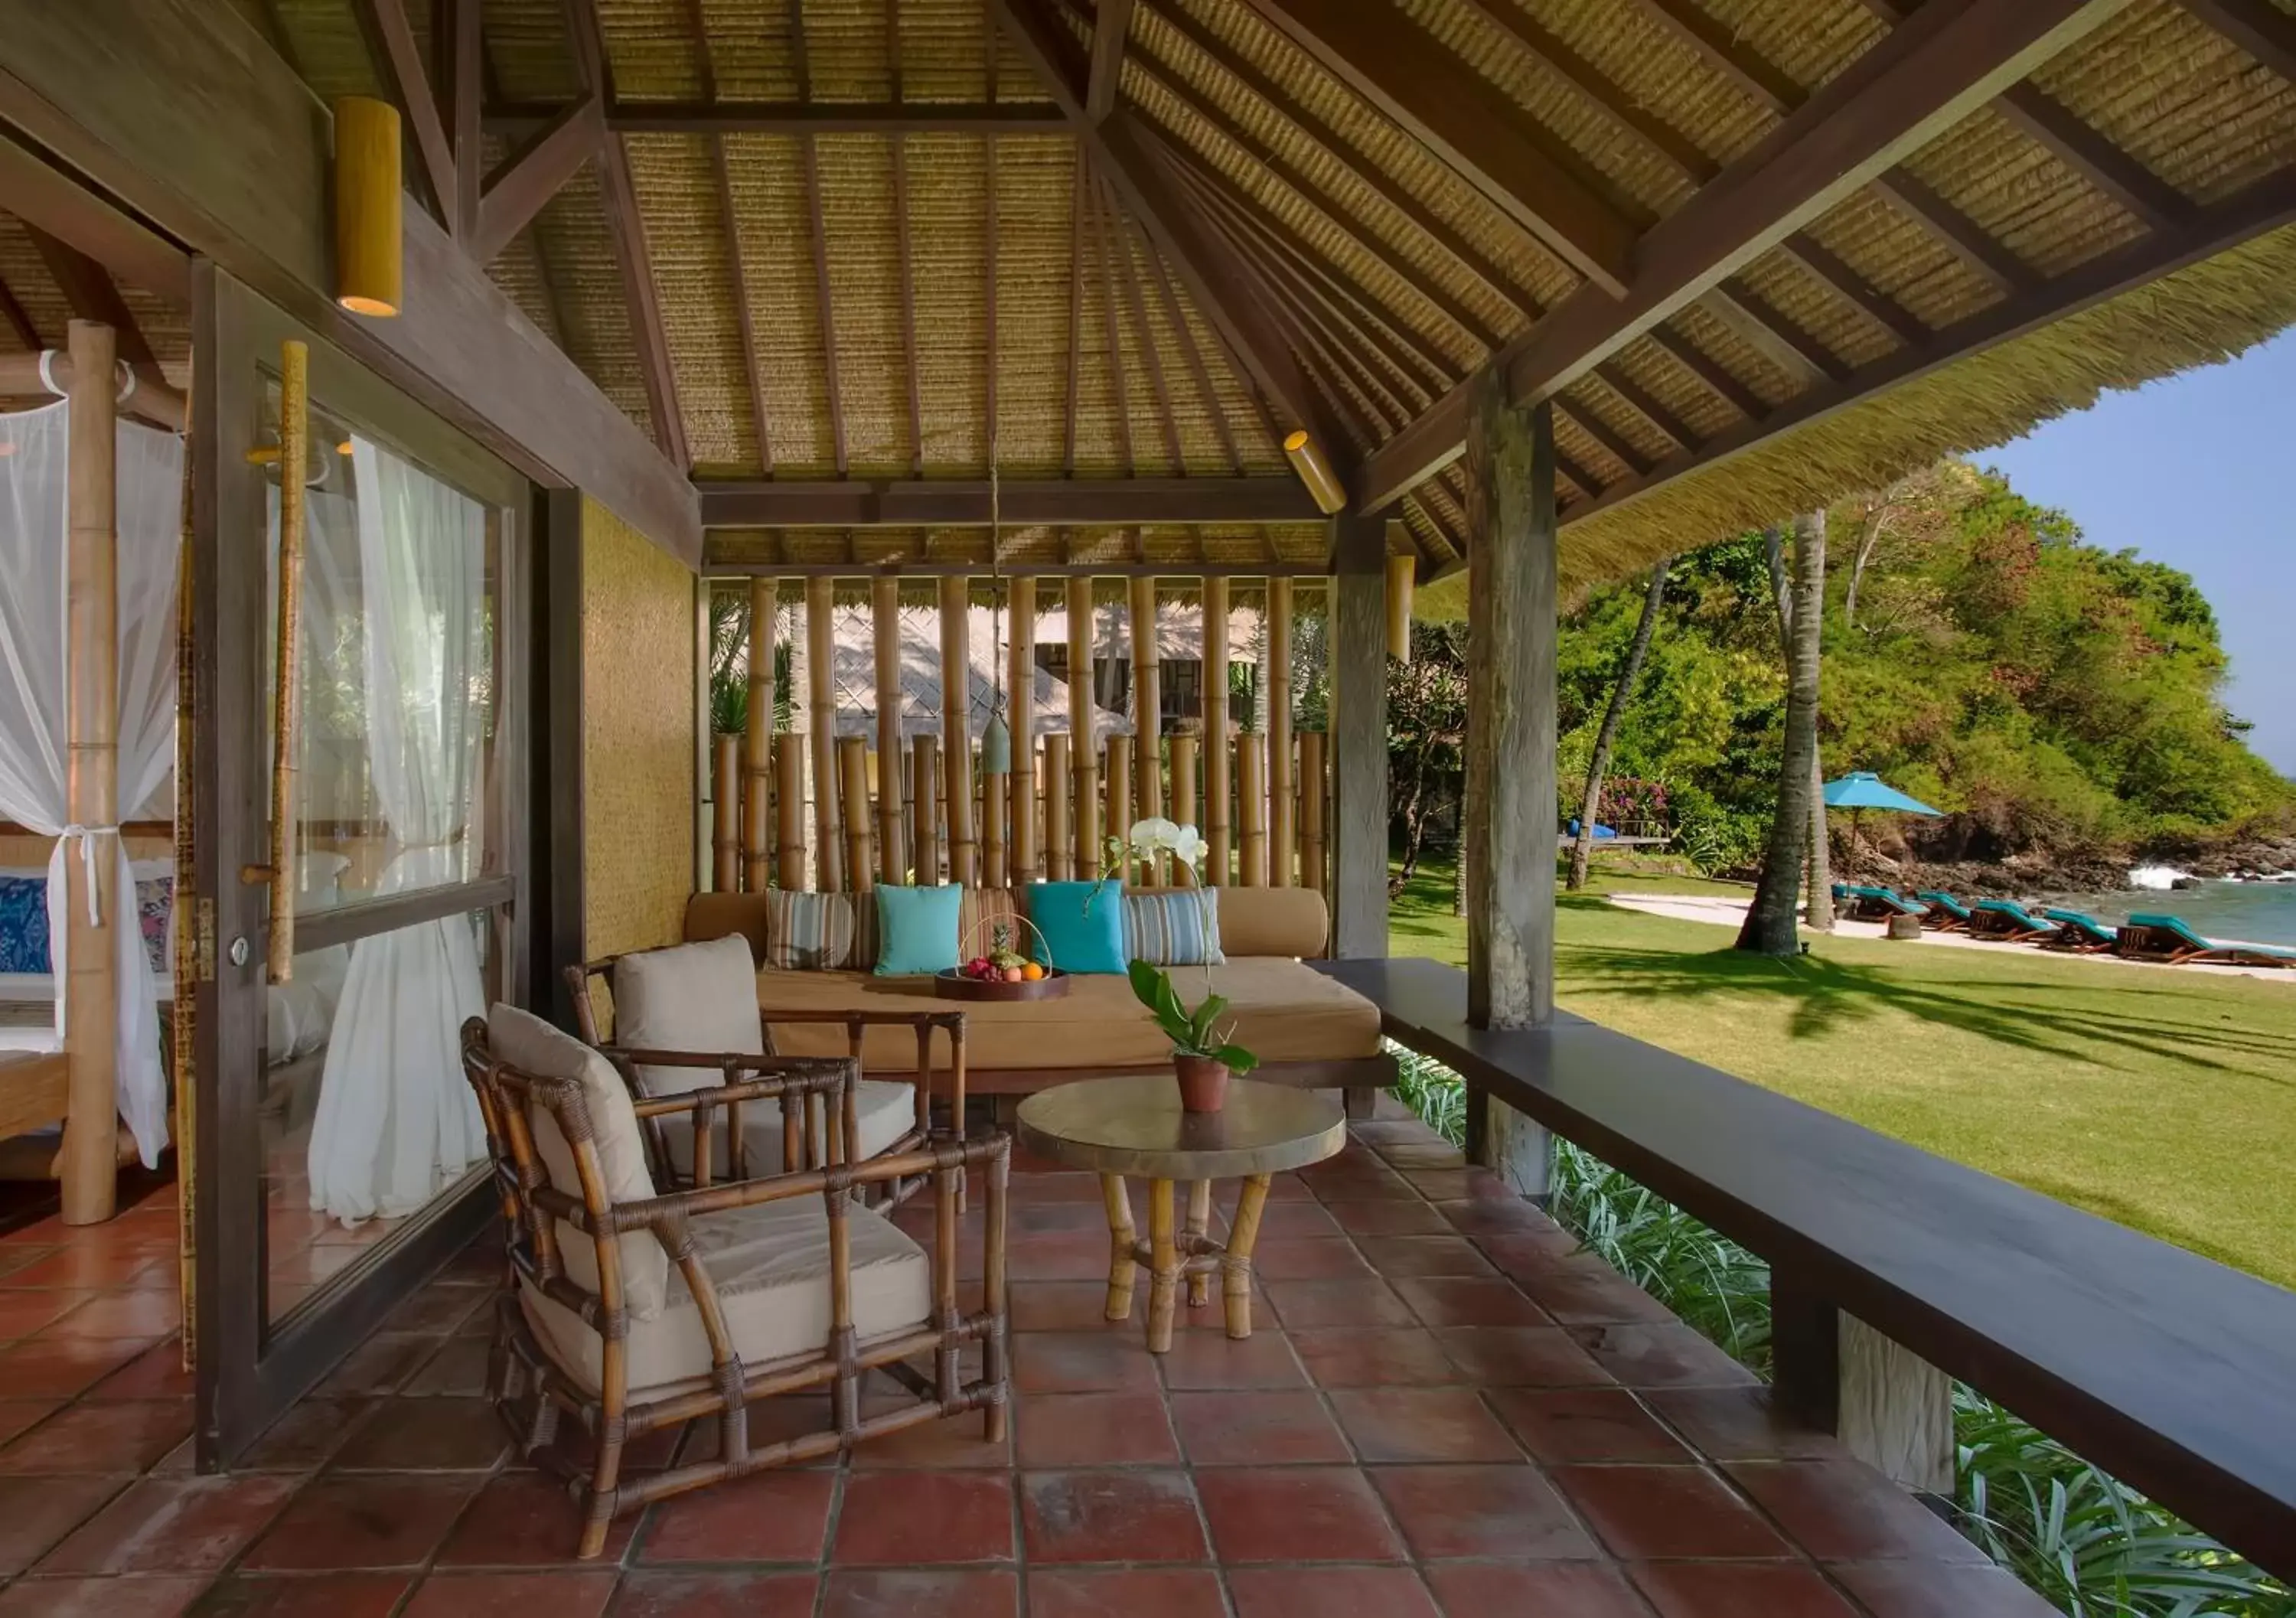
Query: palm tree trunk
[
  {"left": 1737, "top": 512, "right": 1825, "bottom": 954},
  {"left": 1570, "top": 559, "right": 1668, "bottom": 891},
  {"left": 1800, "top": 513, "right": 1833, "bottom": 930}
]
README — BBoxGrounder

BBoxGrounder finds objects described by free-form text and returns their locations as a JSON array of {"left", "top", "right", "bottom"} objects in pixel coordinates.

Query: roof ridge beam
[
  {"left": 484, "top": 101, "right": 1072, "bottom": 134},
  {"left": 1354, "top": 0, "right": 2137, "bottom": 511},
  {"left": 1238, "top": 0, "right": 1639, "bottom": 295}
]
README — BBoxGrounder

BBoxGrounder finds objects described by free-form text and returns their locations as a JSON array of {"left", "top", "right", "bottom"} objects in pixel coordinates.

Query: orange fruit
[{"left": 1021, "top": 962, "right": 1045, "bottom": 981}]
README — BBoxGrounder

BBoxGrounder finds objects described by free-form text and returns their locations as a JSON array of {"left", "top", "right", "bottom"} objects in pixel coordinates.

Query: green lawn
[{"left": 1390, "top": 859, "right": 2296, "bottom": 1291}]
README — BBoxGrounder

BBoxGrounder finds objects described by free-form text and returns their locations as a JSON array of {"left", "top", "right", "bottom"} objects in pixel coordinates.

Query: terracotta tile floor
[{"left": 0, "top": 1109, "right": 2061, "bottom": 1616}]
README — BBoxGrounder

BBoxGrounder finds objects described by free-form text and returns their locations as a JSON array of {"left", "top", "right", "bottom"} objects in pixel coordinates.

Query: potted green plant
[{"left": 1127, "top": 958, "right": 1258, "bottom": 1114}]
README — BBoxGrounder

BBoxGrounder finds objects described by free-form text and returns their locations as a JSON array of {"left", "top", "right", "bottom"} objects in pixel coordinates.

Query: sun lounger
[
  {"left": 2113, "top": 914, "right": 2296, "bottom": 968},
  {"left": 1836, "top": 885, "right": 1929, "bottom": 922},
  {"left": 1913, "top": 891, "right": 1975, "bottom": 933},
  {"left": 2040, "top": 909, "right": 2119, "bottom": 953},
  {"left": 1967, "top": 900, "right": 2060, "bottom": 943}
]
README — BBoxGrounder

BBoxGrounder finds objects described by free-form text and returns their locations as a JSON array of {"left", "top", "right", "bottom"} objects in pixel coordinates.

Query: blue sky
[{"left": 1981, "top": 328, "right": 2296, "bottom": 779}]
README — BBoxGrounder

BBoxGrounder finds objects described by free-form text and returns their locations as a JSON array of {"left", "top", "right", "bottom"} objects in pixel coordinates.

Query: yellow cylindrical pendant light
[
  {"left": 1283, "top": 429, "right": 1347, "bottom": 516},
  {"left": 1386, "top": 552, "right": 1417, "bottom": 662},
  {"left": 334, "top": 96, "right": 403, "bottom": 317}
]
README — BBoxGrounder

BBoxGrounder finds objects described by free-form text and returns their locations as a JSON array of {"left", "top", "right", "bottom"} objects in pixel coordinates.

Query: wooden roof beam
[
  {"left": 680, "top": 0, "right": 774, "bottom": 475},
  {"left": 1086, "top": 0, "right": 1136, "bottom": 123},
  {"left": 445, "top": 0, "right": 482, "bottom": 238},
  {"left": 1701, "top": 282, "right": 1847, "bottom": 386},
  {"left": 993, "top": 0, "right": 1345, "bottom": 460},
  {"left": 697, "top": 475, "right": 1327, "bottom": 527},
  {"left": 485, "top": 101, "right": 1070, "bottom": 134},
  {"left": 1088, "top": 169, "right": 1138, "bottom": 472},
  {"left": 1624, "top": 0, "right": 1802, "bottom": 115},
  {"left": 1238, "top": 0, "right": 1638, "bottom": 295},
  {"left": 25, "top": 226, "right": 181, "bottom": 426},
  {"left": 1567, "top": 160, "right": 2296, "bottom": 529},
  {"left": 1868, "top": 171, "right": 2038, "bottom": 293},
  {"left": 1460, "top": 0, "right": 1717, "bottom": 183},
  {"left": 1133, "top": 210, "right": 1244, "bottom": 473},
  {"left": 469, "top": 95, "right": 603, "bottom": 265},
  {"left": 1062, "top": 154, "right": 1087, "bottom": 475},
  {"left": 357, "top": 0, "right": 458, "bottom": 227},
  {"left": 1646, "top": 325, "right": 1768, "bottom": 421},
  {"left": 1352, "top": 0, "right": 2131, "bottom": 512},
  {"left": 0, "top": 271, "right": 36, "bottom": 349},
  {"left": 1107, "top": 176, "right": 1186, "bottom": 470}
]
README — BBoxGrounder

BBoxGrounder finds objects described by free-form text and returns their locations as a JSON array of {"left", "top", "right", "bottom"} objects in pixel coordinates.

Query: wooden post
[
  {"left": 712, "top": 732, "right": 741, "bottom": 892},
  {"left": 774, "top": 734, "right": 806, "bottom": 889},
  {"left": 1104, "top": 735, "right": 1132, "bottom": 882},
  {"left": 912, "top": 732, "right": 941, "bottom": 884},
  {"left": 1236, "top": 732, "right": 1267, "bottom": 888},
  {"left": 838, "top": 736, "right": 873, "bottom": 894},
  {"left": 742, "top": 578, "right": 776, "bottom": 890},
  {"left": 1129, "top": 575, "right": 1163, "bottom": 840},
  {"left": 807, "top": 578, "right": 840, "bottom": 892},
  {"left": 1007, "top": 575, "right": 1037, "bottom": 886},
  {"left": 1461, "top": 374, "right": 1558, "bottom": 1200},
  {"left": 1772, "top": 1271, "right": 1955, "bottom": 1494},
  {"left": 1267, "top": 578, "right": 1294, "bottom": 887},
  {"left": 938, "top": 576, "right": 976, "bottom": 886},
  {"left": 1044, "top": 732, "right": 1073, "bottom": 881},
  {"left": 981, "top": 764, "right": 1007, "bottom": 889},
  {"left": 60, "top": 318, "right": 119, "bottom": 1225},
  {"left": 1299, "top": 729, "right": 1328, "bottom": 902},
  {"left": 1169, "top": 733, "right": 1199, "bottom": 888},
  {"left": 1331, "top": 514, "right": 1388, "bottom": 960},
  {"left": 872, "top": 577, "right": 905, "bottom": 885},
  {"left": 1387, "top": 553, "right": 1416, "bottom": 663},
  {"left": 1202, "top": 576, "right": 1230, "bottom": 885},
  {"left": 1068, "top": 577, "right": 1098, "bottom": 879}
]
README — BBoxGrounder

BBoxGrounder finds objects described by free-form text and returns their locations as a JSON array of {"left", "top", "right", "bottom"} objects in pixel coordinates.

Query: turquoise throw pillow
[
  {"left": 874, "top": 884, "right": 964, "bottom": 976},
  {"left": 1026, "top": 879, "right": 1128, "bottom": 974}
]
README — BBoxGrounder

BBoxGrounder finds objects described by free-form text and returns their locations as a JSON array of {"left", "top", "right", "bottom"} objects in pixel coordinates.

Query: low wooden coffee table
[{"left": 1015, "top": 1075, "right": 1346, "bottom": 1352}]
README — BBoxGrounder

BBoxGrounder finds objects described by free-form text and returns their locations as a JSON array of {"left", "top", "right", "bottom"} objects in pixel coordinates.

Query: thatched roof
[{"left": 20, "top": 0, "right": 2294, "bottom": 590}]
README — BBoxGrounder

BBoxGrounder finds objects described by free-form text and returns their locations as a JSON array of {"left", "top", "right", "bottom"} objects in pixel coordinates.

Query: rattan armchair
[{"left": 461, "top": 1009, "right": 1010, "bottom": 1561}]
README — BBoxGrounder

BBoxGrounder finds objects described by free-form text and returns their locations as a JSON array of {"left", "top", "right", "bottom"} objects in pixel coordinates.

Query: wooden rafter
[
  {"left": 2174, "top": 0, "right": 2296, "bottom": 83},
  {"left": 1240, "top": 0, "right": 1639, "bottom": 295},
  {"left": 485, "top": 101, "right": 1068, "bottom": 134},
  {"left": 1107, "top": 177, "right": 1186, "bottom": 469},
  {"left": 697, "top": 477, "right": 1326, "bottom": 527},
  {"left": 986, "top": 135, "right": 1001, "bottom": 475},
  {"left": 1702, "top": 282, "right": 1846, "bottom": 386},
  {"left": 28, "top": 227, "right": 157, "bottom": 375},
  {"left": 1647, "top": 325, "right": 1768, "bottom": 421},
  {"left": 1212, "top": 205, "right": 1420, "bottom": 435},
  {"left": 470, "top": 96, "right": 603, "bottom": 265},
  {"left": 359, "top": 0, "right": 458, "bottom": 224},
  {"left": 1086, "top": 0, "right": 1135, "bottom": 123},
  {"left": 1132, "top": 212, "right": 1241, "bottom": 472},
  {"left": 889, "top": 0, "right": 925, "bottom": 475},
  {"left": 1868, "top": 171, "right": 2037, "bottom": 294},
  {"left": 788, "top": 0, "right": 848, "bottom": 477},
  {"left": 1459, "top": 0, "right": 1717, "bottom": 184},
  {"left": 1557, "top": 394, "right": 1654, "bottom": 478},
  {"left": 1088, "top": 172, "right": 1137, "bottom": 471},
  {"left": 1144, "top": 0, "right": 1531, "bottom": 319},
  {"left": 683, "top": 0, "right": 772, "bottom": 474},
  {"left": 445, "top": 0, "right": 482, "bottom": 237},
  {"left": 1624, "top": 0, "right": 1802, "bottom": 114},
  {"left": 1354, "top": 0, "right": 2130, "bottom": 511},
  {"left": 1772, "top": 233, "right": 1928, "bottom": 347},
  {"left": 1591, "top": 361, "right": 1699, "bottom": 453},
  {"left": 568, "top": 0, "right": 687, "bottom": 468},
  {"left": 0, "top": 271, "right": 38, "bottom": 350},
  {"left": 994, "top": 0, "right": 1341, "bottom": 455}
]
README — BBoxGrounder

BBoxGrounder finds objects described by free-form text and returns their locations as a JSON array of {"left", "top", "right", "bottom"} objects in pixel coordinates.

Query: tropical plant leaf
[{"left": 1212, "top": 1042, "right": 1259, "bottom": 1074}]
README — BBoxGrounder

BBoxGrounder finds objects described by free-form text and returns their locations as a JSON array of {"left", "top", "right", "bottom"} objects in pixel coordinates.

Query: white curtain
[
  {"left": 0, "top": 400, "right": 178, "bottom": 1166},
  {"left": 305, "top": 438, "right": 488, "bottom": 1223}
]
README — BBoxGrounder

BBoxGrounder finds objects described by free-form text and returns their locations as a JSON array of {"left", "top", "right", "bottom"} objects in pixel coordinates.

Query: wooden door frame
[{"left": 188, "top": 265, "right": 533, "bottom": 1466}]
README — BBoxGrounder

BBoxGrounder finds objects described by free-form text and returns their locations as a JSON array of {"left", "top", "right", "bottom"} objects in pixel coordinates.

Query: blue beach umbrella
[{"left": 1822, "top": 771, "right": 1941, "bottom": 863}]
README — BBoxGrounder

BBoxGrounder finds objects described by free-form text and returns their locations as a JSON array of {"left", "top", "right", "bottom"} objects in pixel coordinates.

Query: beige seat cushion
[
  {"left": 612, "top": 935, "right": 765, "bottom": 1098},
  {"left": 756, "top": 956, "right": 1381, "bottom": 1072},
  {"left": 652, "top": 1076, "right": 917, "bottom": 1180},
  {"left": 487, "top": 1004, "right": 670, "bottom": 1320},
  {"left": 518, "top": 1194, "right": 930, "bottom": 1398}
]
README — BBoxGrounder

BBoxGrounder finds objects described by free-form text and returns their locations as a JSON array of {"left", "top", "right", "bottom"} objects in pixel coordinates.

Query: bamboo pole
[
  {"left": 1129, "top": 574, "right": 1163, "bottom": 831},
  {"left": 1067, "top": 576, "right": 1098, "bottom": 879},
  {"left": 1169, "top": 732, "right": 1199, "bottom": 889},
  {"left": 1388, "top": 553, "right": 1417, "bottom": 663},
  {"left": 742, "top": 579, "right": 776, "bottom": 891},
  {"left": 1104, "top": 734, "right": 1132, "bottom": 883},
  {"left": 838, "top": 736, "right": 873, "bottom": 894},
  {"left": 912, "top": 732, "right": 941, "bottom": 884},
  {"left": 872, "top": 578, "right": 904, "bottom": 886},
  {"left": 60, "top": 319, "right": 119, "bottom": 1225},
  {"left": 1007, "top": 575, "right": 1036, "bottom": 886},
  {"left": 807, "top": 578, "right": 840, "bottom": 892},
  {"left": 1268, "top": 578, "right": 1295, "bottom": 888},
  {"left": 774, "top": 734, "right": 805, "bottom": 889},
  {"left": 981, "top": 765, "right": 1007, "bottom": 889},
  {"left": 712, "top": 732, "right": 741, "bottom": 892},
  {"left": 938, "top": 576, "right": 975, "bottom": 886},
  {"left": 1299, "top": 729, "right": 1328, "bottom": 902},
  {"left": 258, "top": 338, "right": 307, "bottom": 985},
  {"left": 1202, "top": 576, "right": 1230, "bottom": 885},
  {"left": 1044, "top": 732, "right": 1073, "bottom": 881},
  {"left": 1237, "top": 732, "right": 1267, "bottom": 888}
]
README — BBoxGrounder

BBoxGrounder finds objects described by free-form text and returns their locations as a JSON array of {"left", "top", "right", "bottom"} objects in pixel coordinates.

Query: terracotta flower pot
[{"left": 1173, "top": 1053, "right": 1231, "bottom": 1114}]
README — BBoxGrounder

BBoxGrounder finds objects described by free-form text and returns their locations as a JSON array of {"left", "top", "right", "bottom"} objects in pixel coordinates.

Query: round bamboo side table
[{"left": 1015, "top": 1076, "right": 1346, "bottom": 1352}]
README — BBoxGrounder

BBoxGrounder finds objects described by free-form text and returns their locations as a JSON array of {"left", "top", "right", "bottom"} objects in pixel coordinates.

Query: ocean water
[{"left": 2048, "top": 881, "right": 2296, "bottom": 948}]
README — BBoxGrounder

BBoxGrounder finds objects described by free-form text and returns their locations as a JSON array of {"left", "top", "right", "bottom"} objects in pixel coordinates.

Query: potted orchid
[{"left": 1110, "top": 817, "right": 1254, "bottom": 1112}]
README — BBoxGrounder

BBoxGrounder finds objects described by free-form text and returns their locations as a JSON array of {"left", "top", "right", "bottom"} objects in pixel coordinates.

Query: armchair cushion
[
  {"left": 486, "top": 1003, "right": 670, "bottom": 1321},
  {"left": 654, "top": 1075, "right": 918, "bottom": 1180},
  {"left": 612, "top": 935, "right": 765, "bottom": 1098},
  {"left": 517, "top": 1193, "right": 931, "bottom": 1398}
]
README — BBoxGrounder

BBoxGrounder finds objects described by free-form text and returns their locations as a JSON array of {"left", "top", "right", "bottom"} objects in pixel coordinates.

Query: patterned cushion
[
  {"left": 1124, "top": 889, "right": 1226, "bottom": 967},
  {"left": 762, "top": 889, "right": 877, "bottom": 971},
  {"left": 0, "top": 870, "right": 173, "bottom": 977}
]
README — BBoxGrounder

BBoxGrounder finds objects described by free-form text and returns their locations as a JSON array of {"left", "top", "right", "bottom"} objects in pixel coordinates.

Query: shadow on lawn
[{"left": 1555, "top": 940, "right": 2296, "bottom": 1083}]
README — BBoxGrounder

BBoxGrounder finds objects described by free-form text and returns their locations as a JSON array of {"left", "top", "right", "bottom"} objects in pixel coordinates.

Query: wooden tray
[{"left": 933, "top": 967, "right": 1071, "bottom": 1002}]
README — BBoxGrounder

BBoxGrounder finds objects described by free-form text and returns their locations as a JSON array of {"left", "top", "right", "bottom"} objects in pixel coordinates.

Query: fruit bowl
[{"left": 932, "top": 965, "right": 1071, "bottom": 1001}]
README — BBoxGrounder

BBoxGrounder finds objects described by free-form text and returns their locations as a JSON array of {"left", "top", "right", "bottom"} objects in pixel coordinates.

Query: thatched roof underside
[{"left": 88, "top": 2, "right": 2296, "bottom": 586}]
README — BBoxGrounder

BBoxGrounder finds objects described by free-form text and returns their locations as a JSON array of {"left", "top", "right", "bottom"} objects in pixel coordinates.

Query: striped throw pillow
[
  {"left": 762, "top": 889, "right": 877, "bottom": 971},
  {"left": 1124, "top": 889, "right": 1225, "bottom": 967}
]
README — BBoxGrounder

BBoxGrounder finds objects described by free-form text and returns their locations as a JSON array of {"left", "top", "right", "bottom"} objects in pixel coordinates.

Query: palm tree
[
  {"left": 1737, "top": 512, "right": 1826, "bottom": 954},
  {"left": 1568, "top": 559, "right": 1669, "bottom": 892}
]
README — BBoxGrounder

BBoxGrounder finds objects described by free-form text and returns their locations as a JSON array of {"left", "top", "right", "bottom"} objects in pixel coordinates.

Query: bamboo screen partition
[{"left": 709, "top": 577, "right": 1338, "bottom": 901}]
